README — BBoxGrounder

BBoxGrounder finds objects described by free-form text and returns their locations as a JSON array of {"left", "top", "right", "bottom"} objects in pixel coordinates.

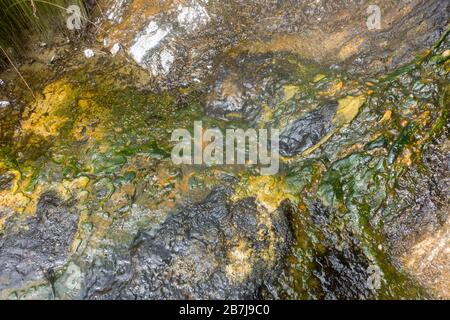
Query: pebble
[
  {"left": 0, "top": 101, "right": 10, "bottom": 108},
  {"left": 110, "top": 43, "right": 121, "bottom": 56},
  {"left": 84, "top": 49, "right": 95, "bottom": 59}
]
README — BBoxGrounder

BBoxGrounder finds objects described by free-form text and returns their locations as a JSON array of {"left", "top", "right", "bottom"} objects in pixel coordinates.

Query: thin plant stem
[
  {"left": 0, "top": 46, "right": 36, "bottom": 100},
  {"left": 30, "top": 0, "right": 37, "bottom": 17},
  {"left": 7, "top": 0, "right": 106, "bottom": 33}
]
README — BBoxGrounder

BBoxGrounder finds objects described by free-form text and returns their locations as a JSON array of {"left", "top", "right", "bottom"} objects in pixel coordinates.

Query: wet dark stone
[
  {"left": 382, "top": 135, "right": 450, "bottom": 257},
  {"left": 0, "top": 192, "right": 79, "bottom": 292},
  {"left": 205, "top": 53, "right": 304, "bottom": 123},
  {"left": 205, "top": 52, "right": 341, "bottom": 157},
  {"left": 305, "top": 202, "right": 372, "bottom": 300},
  {"left": 0, "top": 172, "right": 15, "bottom": 191},
  {"left": 0, "top": 100, "right": 21, "bottom": 147},
  {"left": 313, "top": 239, "right": 371, "bottom": 300},
  {"left": 269, "top": 201, "right": 392, "bottom": 299},
  {"left": 84, "top": 187, "right": 293, "bottom": 299},
  {"left": 279, "top": 102, "right": 338, "bottom": 157}
]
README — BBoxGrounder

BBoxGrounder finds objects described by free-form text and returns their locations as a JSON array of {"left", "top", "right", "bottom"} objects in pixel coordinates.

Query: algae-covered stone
[{"left": 318, "top": 153, "right": 388, "bottom": 220}]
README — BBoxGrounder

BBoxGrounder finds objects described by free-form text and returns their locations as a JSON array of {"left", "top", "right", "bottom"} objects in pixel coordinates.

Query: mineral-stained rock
[
  {"left": 267, "top": 201, "right": 375, "bottom": 299},
  {"left": 0, "top": 192, "right": 79, "bottom": 296},
  {"left": 102, "top": 0, "right": 449, "bottom": 87},
  {"left": 402, "top": 217, "right": 450, "bottom": 300},
  {"left": 83, "top": 187, "right": 293, "bottom": 299},
  {"left": 205, "top": 51, "right": 368, "bottom": 157},
  {"left": 309, "top": 202, "right": 375, "bottom": 299},
  {"left": 0, "top": 0, "right": 447, "bottom": 301}
]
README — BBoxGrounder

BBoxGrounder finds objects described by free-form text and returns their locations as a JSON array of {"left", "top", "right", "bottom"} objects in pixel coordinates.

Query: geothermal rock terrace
[{"left": 0, "top": 0, "right": 448, "bottom": 299}]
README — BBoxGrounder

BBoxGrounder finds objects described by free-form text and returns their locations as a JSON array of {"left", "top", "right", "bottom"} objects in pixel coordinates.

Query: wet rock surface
[
  {"left": 274, "top": 202, "right": 378, "bottom": 299},
  {"left": 280, "top": 102, "right": 338, "bottom": 157},
  {"left": 0, "top": 0, "right": 448, "bottom": 300},
  {"left": 205, "top": 52, "right": 313, "bottom": 123},
  {"left": 84, "top": 187, "right": 292, "bottom": 299},
  {"left": 101, "top": 0, "right": 449, "bottom": 88},
  {"left": 0, "top": 193, "right": 79, "bottom": 296},
  {"left": 383, "top": 136, "right": 450, "bottom": 256}
]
